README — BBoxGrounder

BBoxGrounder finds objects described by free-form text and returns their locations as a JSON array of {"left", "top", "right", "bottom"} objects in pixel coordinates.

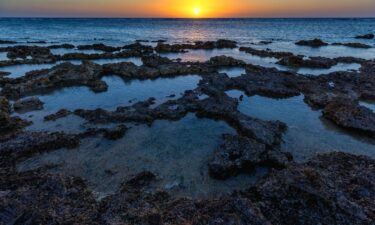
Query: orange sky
[{"left": 1, "top": 0, "right": 375, "bottom": 17}]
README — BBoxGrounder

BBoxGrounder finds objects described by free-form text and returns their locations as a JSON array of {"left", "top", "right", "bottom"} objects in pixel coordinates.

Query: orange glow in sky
[{"left": 1, "top": 0, "right": 375, "bottom": 17}]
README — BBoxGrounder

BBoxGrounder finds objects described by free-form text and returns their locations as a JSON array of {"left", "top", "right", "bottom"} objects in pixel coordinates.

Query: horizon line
[{"left": 1, "top": 16, "right": 375, "bottom": 19}]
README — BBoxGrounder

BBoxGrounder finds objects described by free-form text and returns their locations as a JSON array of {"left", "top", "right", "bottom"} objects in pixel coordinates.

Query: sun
[{"left": 192, "top": 7, "right": 201, "bottom": 17}]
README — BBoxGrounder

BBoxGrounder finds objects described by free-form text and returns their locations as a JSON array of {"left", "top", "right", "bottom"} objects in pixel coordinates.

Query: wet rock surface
[
  {"left": 244, "top": 152, "right": 375, "bottom": 225},
  {"left": 322, "top": 99, "right": 375, "bottom": 136},
  {"left": 355, "top": 33, "right": 374, "bottom": 39},
  {"left": 295, "top": 38, "right": 328, "bottom": 47},
  {"left": 13, "top": 97, "right": 44, "bottom": 112},
  {"left": 209, "top": 134, "right": 292, "bottom": 179},
  {"left": 155, "top": 39, "right": 237, "bottom": 53},
  {"left": 333, "top": 42, "right": 373, "bottom": 49}
]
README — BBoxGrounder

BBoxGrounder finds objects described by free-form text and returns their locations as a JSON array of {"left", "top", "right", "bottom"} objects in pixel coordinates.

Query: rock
[
  {"left": 246, "top": 152, "right": 375, "bottom": 225},
  {"left": 0, "top": 40, "right": 17, "bottom": 44},
  {"left": 77, "top": 43, "right": 121, "bottom": 52},
  {"left": 332, "top": 42, "right": 372, "bottom": 49},
  {"left": 277, "top": 55, "right": 337, "bottom": 68},
  {"left": 155, "top": 39, "right": 237, "bottom": 53},
  {"left": 48, "top": 43, "right": 75, "bottom": 49},
  {"left": 142, "top": 54, "right": 173, "bottom": 67},
  {"left": 0, "top": 173, "right": 99, "bottom": 225},
  {"left": 44, "top": 109, "right": 72, "bottom": 121},
  {"left": 232, "top": 65, "right": 302, "bottom": 98},
  {"left": 13, "top": 97, "right": 44, "bottom": 112},
  {"left": 6, "top": 45, "right": 54, "bottom": 60},
  {"left": 209, "top": 134, "right": 292, "bottom": 179},
  {"left": 1, "top": 61, "right": 103, "bottom": 99},
  {"left": 295, "top": 39, "right": 328, "bottom": 47},
  {"left": 0, "top": 132, "right": 79, "bottom": 159},
  {"left": 0, "top": 101, "right": 30, "bottom": 141},
  {"left": 259, "top": 41, "right": 272, "bottom": 45},
  {"left": 355, "top": 33, "right": 374, "bottom": 39},
  {"left": 322, "top": 98, "right": 375, "bottom": 136},
  {"left": 209, "top": 55, "right": 245, "bottom": 67},
  {"left": 101, "top": 171, "right": 271, "bottom": 225},
  {"left": 103, "top": 125, "right": 128, "bottom": 140},
  {"left": 0, "top": 71, "right": 10, "bottom": 77},
  {"left": 239, "top": 46, "right": 294, "bottom": 58},
  {"left": 0, "top": 96, "right": 10, "bottom": 113}
]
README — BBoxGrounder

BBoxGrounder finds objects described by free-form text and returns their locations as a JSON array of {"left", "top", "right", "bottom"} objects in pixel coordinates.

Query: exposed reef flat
[{"left": 0, "top": 38, "right": 375, "bottom": 224}]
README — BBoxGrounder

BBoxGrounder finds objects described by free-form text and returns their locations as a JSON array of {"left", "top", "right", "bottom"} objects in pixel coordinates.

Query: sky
[{"left": 1, "top": 0, "right": 375, "bottom": 18}]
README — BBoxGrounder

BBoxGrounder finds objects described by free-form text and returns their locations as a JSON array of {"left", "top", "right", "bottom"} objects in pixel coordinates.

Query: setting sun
[{"left": 192, "top": 7, "right": 201, "bottom": 16}]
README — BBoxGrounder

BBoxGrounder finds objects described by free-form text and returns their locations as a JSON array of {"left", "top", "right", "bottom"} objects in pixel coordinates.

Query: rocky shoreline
[{"left": 0, "top": 38, "right": 375, "bottom": 224}]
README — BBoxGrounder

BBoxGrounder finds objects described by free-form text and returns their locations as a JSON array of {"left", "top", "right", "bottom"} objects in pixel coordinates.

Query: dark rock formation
[
  {"left": 0, "top": 71, "right": 10, "bottom": 77},
  {"left": 355, "top": 33, "right": 374, "bottom": 39},
  {"left": 48, "top": 43, "right": 75, "bottom": 49},
  {"left": 232, "top": 64, "right": 302, "bottom": 98},
  {"left": 277, "top": 55, "right": 337, "bottom": 68},
  {"left": 239, "top": 46, "right": 294, "bottom": 58},
  {"left": 44, "top": 109, "right": 72, "bottom": 121},
  {"left": 13, "top": 97, "right": 44, "bottom": 112},
  {"left": 6, "top": 45, "right": 55, "bottom": 61},
  {"left": 103, "top": 124, "right": 128, "bottom": 140},
  {"left": 77, "top": 43, "right": 121, "bottom": 52},
  {"left": 209, "top": 55, "right": 246, "bottom": 67},
  {"left": 0, "top": 132, "right": 79, "bottom": 162},
  {"left": 0, "top": 173, "right": 99, "bottom": 225},
  {"left": 1, "top": 61, "right": 103, "bottom": 99},
  {"left": 245, "top": 152, "right": 375, "bottom": 225},
  {"left": 155, "top": 39, "right": 237, "bottom": 53},
  {"left": 0, "top": 40, "right": 17, "bottom": 44},
  {"left": 322, "top": 99, "right": 375, "bottom": 136},
  {"left": 295, "top": 39, "right": 328, "bottom": 47},
  {"left": 209, "top": 134, "right": 292, "bottom": 179},
  {"left": 333, "top": 42, "right": 373, "bottom": 49}
]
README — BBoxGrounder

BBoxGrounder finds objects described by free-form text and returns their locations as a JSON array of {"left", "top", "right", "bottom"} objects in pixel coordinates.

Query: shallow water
[
  {"left": 50, "top": 48, "right": 104, "bottom": 55},
  {"left": 2, "top": 63, "right": 59, "bottom": 78},
  {"left": 0, "top": 52, "right": 8, "bottom": 61},
  {"left": 15, "top": 75, "right": 201, "bottom": 132},
  {"left": 163, "top": 49, "right": 363, "bottom": 75},
  {"left": 293, "top": 63, "right": 361, "bottom": 76},
  {"left": 360, "top": 100, "right": 375, "bottom": 112},
  {"left": 218, "top": 67, "right": 246, "bottom": 78},
  {"left": 18, "top": 114, "right": 265, "bottom": 199},
  {"left": 161, "top": 48, "right": 279, "bottom": 67},
  {"left": 227, "top": 90, "right": 375, "bottom": 161},
  {"left": 254, "top": 42, "right": 375, "bottom": 60}
]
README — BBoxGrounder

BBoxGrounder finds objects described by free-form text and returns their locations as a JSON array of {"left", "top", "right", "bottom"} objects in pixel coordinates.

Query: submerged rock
[
  {"left": 355, "top": 33, "right": 374, "bottom": 39},
  {"left": 44, "top": 109, "right": 72, "bottom": 121},
  {"left": 13, "top": 97, "right": 44, "bottom": 112},
  {"left": 103, "top": 124, "right": 128, "bottom": 140},
  {"left": 295, "top": 39, "right": 328, "bottom": 47},
  {"left": 209, "top": 134, "right": 292, "bottom": 179}
]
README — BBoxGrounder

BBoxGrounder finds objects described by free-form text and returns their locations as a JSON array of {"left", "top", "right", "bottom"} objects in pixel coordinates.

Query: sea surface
[{"left": 1, "top": 18, "right": 375, "bottom": 199}]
